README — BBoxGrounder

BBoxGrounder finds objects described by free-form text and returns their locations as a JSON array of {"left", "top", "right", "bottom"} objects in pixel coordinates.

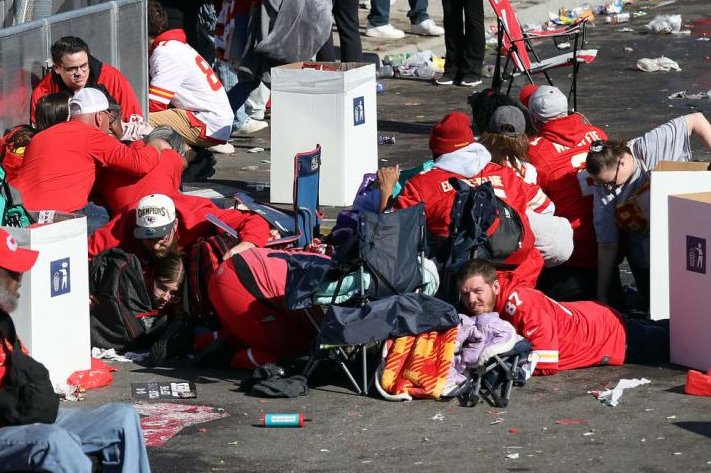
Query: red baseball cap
[{"left": 0, "top": 228, "right": 38, "bottom": 273}]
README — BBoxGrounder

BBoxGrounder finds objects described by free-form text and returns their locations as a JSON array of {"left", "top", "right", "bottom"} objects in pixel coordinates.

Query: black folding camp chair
[
  {"left": 303, "top": 203, "right": 431, "bottom": 395},
  {"left": 457, "top": 338, "right": 533, "bottom": 408}
]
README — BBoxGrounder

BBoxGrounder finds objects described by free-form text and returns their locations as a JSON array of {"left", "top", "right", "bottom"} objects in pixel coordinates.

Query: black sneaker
[
  {"left": 435, "top": 72, "right": 457, "bottom": 85},
  {"left": 459, "top": 74, "right": 483, "bottom": 87}
]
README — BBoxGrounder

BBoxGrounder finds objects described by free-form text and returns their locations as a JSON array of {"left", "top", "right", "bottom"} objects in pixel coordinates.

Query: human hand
[{"left": 376, "top": 164, "right": 400, "bottom": 192}]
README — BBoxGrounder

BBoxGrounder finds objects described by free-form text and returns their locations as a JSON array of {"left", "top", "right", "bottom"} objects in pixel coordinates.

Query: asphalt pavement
[{"left": 91, "top": 0, "right": 711, "bottom": 471}]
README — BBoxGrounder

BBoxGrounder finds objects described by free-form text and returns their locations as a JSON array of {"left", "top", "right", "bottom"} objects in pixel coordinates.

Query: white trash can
[
  {"left": 270, "top": 62, "right": 378, "bottom": 206},
  {"left": 4, "top": 212, "right": 91, "bottom": 388}
]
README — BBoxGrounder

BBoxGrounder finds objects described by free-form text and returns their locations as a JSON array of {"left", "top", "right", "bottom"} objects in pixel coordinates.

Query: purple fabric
[{"left": 454, "top": 312, "right": 517, "bottom": 373}]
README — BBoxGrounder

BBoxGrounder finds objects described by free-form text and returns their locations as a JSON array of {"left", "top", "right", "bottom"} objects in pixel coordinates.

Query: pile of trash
[{"left": 378, "top": 50, "right": 444, "bottom": 81}]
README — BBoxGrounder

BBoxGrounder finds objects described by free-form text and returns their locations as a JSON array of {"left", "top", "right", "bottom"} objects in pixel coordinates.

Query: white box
[
  {"left": 4, "top": 213, "right": 91, "bottom": 387},
  {"left": 648, "top": 161, "right": 711, "bottom": 321},
  {"left": 270, "top": 62, "right": 378, "bottom": 206},
  {"left": 668, "top": 192, "right": 711, "bottom": 370}
]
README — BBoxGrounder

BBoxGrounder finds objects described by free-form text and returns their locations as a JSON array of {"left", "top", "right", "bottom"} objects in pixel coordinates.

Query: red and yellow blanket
[{"left": 379, "top": 327, "right": 457, "bottom": 399}]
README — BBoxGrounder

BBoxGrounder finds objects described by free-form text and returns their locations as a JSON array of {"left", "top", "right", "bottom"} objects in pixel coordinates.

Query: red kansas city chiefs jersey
[
  {"left": 495, "top": 280, "right": 626, "bottom": 375},
  {"left": 528, "top": 114, "right": 607, "bottom": 268}
]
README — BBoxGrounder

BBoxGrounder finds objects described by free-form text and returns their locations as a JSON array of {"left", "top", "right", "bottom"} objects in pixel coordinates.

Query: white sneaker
[
  {"left": 208, "top": 142, "right": 235, "bottom": 154},
  {"left": 232, "top": 117, "right": 268, "bottom": 136},
  {"left": 410, "top": 19, "right": 445, "bottom": 36},
  {"left": 365, "top": 23, "right": 405, "bottom": 39}
]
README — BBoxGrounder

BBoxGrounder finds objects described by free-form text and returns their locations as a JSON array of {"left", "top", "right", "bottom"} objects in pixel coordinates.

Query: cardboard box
[
  {"left": 4, "top": 213, "right": 91, "bottom": 387},
  {"left": 270, "top": 62, "right": 378, "bottom": 206},
  {"left": 668, "top": 192, "right": 711, "bottom": 370},
  {"left": 649, "top": 161, "right": 711, "bottom": 321}
]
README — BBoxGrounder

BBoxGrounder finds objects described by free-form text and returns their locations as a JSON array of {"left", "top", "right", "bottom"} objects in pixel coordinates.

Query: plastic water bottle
[
  {"left": 376, "top": 81, "right": 387, "bottom": 94},
  {"left": 378, "top": 135, "right": 396, "bottom": 145},
  {"left": 383, "top": 53, "right": 410, "bottom": 66},
  {"left": 395, "top": 64, "right": 436, "bottom": 80},
  {"left": 605, "top": 12, "right": 630, "bottom": 23}
]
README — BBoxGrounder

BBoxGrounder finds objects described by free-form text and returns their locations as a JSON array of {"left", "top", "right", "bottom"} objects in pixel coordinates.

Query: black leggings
[{"left": 624, "top": 318, "right": 669, "bottom": 364}]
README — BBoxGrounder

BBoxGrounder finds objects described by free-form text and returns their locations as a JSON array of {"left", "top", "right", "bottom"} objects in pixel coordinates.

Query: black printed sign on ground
[{"left": 131, "top": 381, "right": 197, "bottom": 400}]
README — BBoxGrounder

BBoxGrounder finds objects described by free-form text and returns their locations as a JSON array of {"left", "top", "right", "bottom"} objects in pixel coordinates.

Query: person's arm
[
  {"left": 521, "top": 178, "right": 555, "bottom": 215},
  {"left": 377, "top": 165, "right": 400, "bottom": 212},
  {"left": 214, "top": 207, "right": 271, "bottom": 250},
  {"left": 685, "top": 112, "right": 711, "bottom": 150},
  {"left": 596, "top": 242, "right": 619, "bottom": 304},
  {"left": 502, "top": 289, "right": 559, "bottom": 375},
  {"left": 89, "top": 129, "right": 165, "bottom": 176}
]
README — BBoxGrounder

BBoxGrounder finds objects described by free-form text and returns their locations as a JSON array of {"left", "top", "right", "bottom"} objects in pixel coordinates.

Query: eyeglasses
[
  {"left": 597, "top": 158, "right": 622, "bottom": 192},
  {"left": 57, "top": 62, "right": 89, "bottom": 74}
]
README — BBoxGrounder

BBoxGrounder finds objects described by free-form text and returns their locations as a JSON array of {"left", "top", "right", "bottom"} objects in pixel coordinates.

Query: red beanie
[
  {"left": 429, "top": 112, "right": 475, "bottom": 156},
  {"left": 519, "top": 84, "right": 539, "bottom": 108}
]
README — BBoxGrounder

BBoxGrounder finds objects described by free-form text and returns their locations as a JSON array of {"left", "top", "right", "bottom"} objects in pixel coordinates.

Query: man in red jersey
[
  {"left": 456, "top": 258, "right": 669, "bottom": 375},
  {"left": 30, "top": 36, "right": 143, "bottom": 124},
  {"left": 88, "top": 193, "right": 270, "bottom": 262},
  {"left": 377, "top": 112, "right": 556, "bottom": 285},
  {"left": 526, "top": 85, "right": 608, "bottom": 301},
  {"left": 13, "top": 88, "right": 170, "bottom": 234}
]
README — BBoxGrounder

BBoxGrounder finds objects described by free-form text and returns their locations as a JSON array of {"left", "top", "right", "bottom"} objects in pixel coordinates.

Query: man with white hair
[
  {"left": 526, "top": 85, "right": 608, "bottom": 301},
  {"left": 13, "top": 87, "right": 170, "bottom": 233}
]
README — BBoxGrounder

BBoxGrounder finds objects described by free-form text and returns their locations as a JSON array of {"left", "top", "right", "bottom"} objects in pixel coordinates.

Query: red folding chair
[{"left": 488, "top": 0, "right": 598, "bottom": 111}]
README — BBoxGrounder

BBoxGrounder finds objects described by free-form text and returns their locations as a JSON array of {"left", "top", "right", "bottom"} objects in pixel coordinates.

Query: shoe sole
[
  {"left": 365, "top": 31, "right": 405, "bottom": 39},
  {"left": 435, "top": 79, "right": 454, "bottom": 85},
  {"left": 459, "top": 80, "right": 483, "bottom": 87}
]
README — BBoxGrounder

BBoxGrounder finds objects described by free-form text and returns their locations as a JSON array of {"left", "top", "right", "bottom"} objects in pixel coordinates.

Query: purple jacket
[{"left": 454, "top": 312, "right": 518, "bottom": 373}]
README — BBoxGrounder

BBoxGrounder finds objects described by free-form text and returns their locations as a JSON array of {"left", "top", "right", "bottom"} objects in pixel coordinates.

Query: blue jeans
[
  {"left": 368, "top": 0, "right": 429, "bottom": 27},
  {"left": 77, "top": 202, "right": 110, "bottom": 236},
  {"left": 215, "top": 61, "right": 248, "bottom": 129},
  {"left": 0, "top": 403, "right": 150, "bottom": 473}
]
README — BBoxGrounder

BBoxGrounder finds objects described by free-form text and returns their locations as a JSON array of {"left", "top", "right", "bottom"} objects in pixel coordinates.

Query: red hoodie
[
  {"left": 528, "top": 113, "right": 607, "bottom": 269},
  {"left": 88, "top": 193, "right": 270, "bottom": 258},
  {"left": 495, "top": 264, "right": 626, "bottom": 375}
]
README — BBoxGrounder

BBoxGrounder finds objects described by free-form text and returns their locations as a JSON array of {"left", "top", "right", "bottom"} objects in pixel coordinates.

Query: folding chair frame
[
  {"left": 304, "top": 205, "right": 428, "bottom": 395},
  {"left": 489, "top": 0, "right": 594, "bottom": 111},
  {"left": 458, "top": 340, "right": 532, "bottom": 408},
  {"left": 231, "top": 144, "right": 321, "bottom": 249}
]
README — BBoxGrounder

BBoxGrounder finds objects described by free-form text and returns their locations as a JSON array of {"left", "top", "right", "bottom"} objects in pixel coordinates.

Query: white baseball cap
[
  {"left": 69, "top": 87, "right": 109, "bottom": 116},
  {"left": 134, "top": 194, "right": 176, "bottom": 239}
]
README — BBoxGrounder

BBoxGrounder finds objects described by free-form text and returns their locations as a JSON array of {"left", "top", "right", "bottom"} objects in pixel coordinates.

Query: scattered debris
[
  {"left": 624, "top": 46, "right": 634, "bottom": 52},
  {"left": 668, "top": 90, "right": 711, "bottom": 100},
  {"left": 588, "top": 378, "right": 651, "bottom": 406},
  {"left": 247, "top": 147, "right": 264, "bottom": 153},
  {"left": 490, "top": 418, "right": 504, "bottom": 425},
  {"left": 320, "top": 449, "right": 329, "bottom": 453},
  {"left": 240, "top": 165, "right": 259, "bottom": 171},
  {"left": 644, "top": 14, "right": 683, "bottom": 34},
  {"left": 508, "top": 428, "right": 520, "bottom": 434},
  {"left": 259, "top": 159, "right": 271, "bottom": 164},
  {"left": 637, "top": 57, "right": 681, "bottom": 72},
  {"left": 555, "top": 419, "right": 587, "bottom": 425},
  {"left": 431, "top": 413, "right": 445, "bottom": 421},
  {"left": 505, "top": 453, "right": 520, "bottom": 460},
  {"left": 666, "top": 415, "right": 677, "bottom": 420},
  {"left": 135, "top": 403, "right": 229, "bottom": 447},
  {"left": 91, "top": 347, "right": 134, "bottom": 362},
  {"left": 583, "top": 431, "right": 595, "bottom": 436}
]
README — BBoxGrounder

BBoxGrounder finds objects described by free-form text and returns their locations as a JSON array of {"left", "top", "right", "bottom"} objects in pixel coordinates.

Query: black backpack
[
  {"left": 436, "top": 179, "right": 524, "bottom": 303},
  {"left": 89, "top": 249, "right": 168, "bottom": 351},
  {"left": 0, "top": 312, "right": 59, "bottom": 426}
]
